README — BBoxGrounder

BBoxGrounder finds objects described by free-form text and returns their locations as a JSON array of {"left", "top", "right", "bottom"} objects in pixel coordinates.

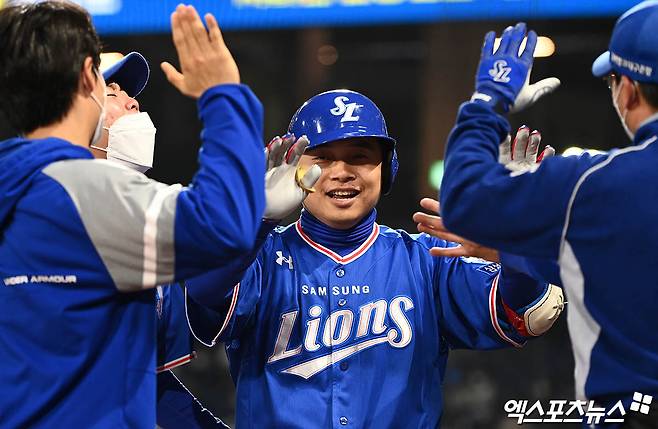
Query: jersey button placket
[{"left": 331, "top": 265, "right": 348, "bottom": 428}]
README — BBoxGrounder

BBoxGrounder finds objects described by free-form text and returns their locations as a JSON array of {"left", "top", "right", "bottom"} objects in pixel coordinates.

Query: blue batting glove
[{"left": 473, "top": 22, "right": 537, "bottom": 113}]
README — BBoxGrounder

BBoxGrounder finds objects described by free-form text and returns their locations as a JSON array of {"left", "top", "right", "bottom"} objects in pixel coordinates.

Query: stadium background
[{"left": 0, "top": 1, "right": 640, "bottom": 427}]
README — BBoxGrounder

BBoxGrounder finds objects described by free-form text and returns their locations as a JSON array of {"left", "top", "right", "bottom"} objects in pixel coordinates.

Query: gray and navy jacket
[{"left": 0, "top": 84, "right": 264, "bottom": 428}]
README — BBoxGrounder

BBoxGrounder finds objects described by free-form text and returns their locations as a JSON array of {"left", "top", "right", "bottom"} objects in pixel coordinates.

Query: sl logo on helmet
[{"left": 330, "top": 96, "right": 364, "bottom": 123}]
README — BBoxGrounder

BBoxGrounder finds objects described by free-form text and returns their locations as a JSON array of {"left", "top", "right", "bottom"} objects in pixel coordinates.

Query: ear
[
  {"left": 79, "top": 56, "right": 99, "bottom": 95},
  {"left": 620, "top": 75, "right": 639, "bottom": 110}
]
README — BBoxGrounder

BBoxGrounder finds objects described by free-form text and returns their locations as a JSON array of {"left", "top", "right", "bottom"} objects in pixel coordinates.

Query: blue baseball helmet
[{"left": 288, "top": 89, "right": 399, "bottom": 195}]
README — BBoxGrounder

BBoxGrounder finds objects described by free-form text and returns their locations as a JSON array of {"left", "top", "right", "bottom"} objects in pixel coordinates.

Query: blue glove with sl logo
[{"left": 472, "top": 22, "right": 560, "bottom": 113}]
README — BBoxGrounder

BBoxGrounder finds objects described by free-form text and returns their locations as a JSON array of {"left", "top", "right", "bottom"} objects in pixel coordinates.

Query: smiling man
[{"left": 181, "top": 89, "right": 565, "bottom": 428}]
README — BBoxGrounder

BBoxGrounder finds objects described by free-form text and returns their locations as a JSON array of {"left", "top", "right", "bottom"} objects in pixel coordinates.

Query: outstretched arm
[{"left": 440, "top": 22, "right": 602, "bottom": 260}]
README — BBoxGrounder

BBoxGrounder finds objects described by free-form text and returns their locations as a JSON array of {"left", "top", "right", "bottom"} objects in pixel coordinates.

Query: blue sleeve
[
  {"left": 499, "top": 251, "right": 562, "bottom": 286},
  {"left": 423, "top": 235, "right": 547, "bottom": 349},
  {"left": 439, "top": 100, "right": 605, "bottom": 260},
  {"left": 156, "top": 370, "right": 229, "bottom": 429},
  {"left": 185, "top": 220, "right": 276, "bottom": 309},
  {"left": 185, "top": 258, "right": 263, "bottom": 346},
  {"left": 157, "top": 284, "right": 195, "bottom": 373},
  {"left": 174, "top": 84, "right": 266, "bottom": 280}
]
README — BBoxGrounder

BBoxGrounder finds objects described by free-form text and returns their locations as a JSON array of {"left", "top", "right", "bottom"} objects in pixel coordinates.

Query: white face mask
[
  {"left": 89, "top": 72, "right": 106, "bottom": 147},
  {"left": 612, "top": 79, "right": 635, "bottom": 140},
  {"left": 99, "top": 112, "right": 157, "bottom": 173}
]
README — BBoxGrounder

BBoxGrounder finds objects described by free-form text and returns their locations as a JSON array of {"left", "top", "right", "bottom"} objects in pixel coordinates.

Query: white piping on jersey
[
  {"left": 560, "top": 242, "right": 598, "bottom": 400},
  {"left": 184, "top": 283, "right": 241, "bottom": 347},
  {"left": 558, "top": 135, "right": 657, "bottom": 400},
  {"left": 156, "top": 353, "right": 195, "bottom": 373},
  {"left": 559, "top": 135, "right": 657, "bottom": 253},
  {"left": 143, "top": 184, "right": 182, "bottom": 288},
  {"left": 294, "top": 221, "right": 380, "bottom": 265},
  {"left": 488, "top": 273, "right": 523, "bottom": 348},
  {"left": 282, "top": 336, "right": 390, "bottom": 379}
]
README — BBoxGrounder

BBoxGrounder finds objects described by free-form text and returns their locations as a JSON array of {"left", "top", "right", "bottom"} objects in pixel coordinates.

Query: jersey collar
[{"left": 295, "top": 220, "right": 380, "bottom": 265}]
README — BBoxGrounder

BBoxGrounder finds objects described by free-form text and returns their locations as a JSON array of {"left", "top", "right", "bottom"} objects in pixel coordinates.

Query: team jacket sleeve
[
  {"left": 423, "top": 235, "right": 551, "bottom": 349},
  {"left": 498, "top": 252, "right": 562, "bottom": 286},
  {"left": 156, "top": 284, "right": 195, "bottom": 373},
  {"left": 41, "top": 84, "right": 265, "bottom": 292},
  {"left": 184, "top": 220, "right": 276, "bottom": 309},
  {"left": 439, "top": 100, "right": 605, "bottom": 260}
]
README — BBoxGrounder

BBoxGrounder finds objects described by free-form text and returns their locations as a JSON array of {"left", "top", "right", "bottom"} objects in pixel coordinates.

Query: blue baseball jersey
[
  {"left": 440, "top": 100, "right": 658, "bottom": 423},
  {"left": 0, "top": 84, "right": 265, "bottom": 428},
  {"left": 185, "top": 218, "right": 549, "bottom": 428}
]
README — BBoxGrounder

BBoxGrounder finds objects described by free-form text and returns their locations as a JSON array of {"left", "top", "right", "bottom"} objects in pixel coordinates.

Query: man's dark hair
[
  {"left": 0, "top": 1, "right": 101, "bottom": 134},
  {"left": 638, "top": 82, "right": 658, "bottom": 110}
]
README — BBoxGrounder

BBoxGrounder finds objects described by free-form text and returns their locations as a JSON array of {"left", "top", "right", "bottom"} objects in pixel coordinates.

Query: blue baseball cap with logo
[
  {"left": 102, "top": 52, "right": 150, "bottom": 98},
  {"left": 592, "top": 0, "right": 658, "bottom": 83}
]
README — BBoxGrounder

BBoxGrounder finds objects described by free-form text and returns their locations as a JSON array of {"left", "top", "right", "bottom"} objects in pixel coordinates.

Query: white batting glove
[
  {"left": 499, "top": 126, "right": 555, "bottom": 173},
  {"left": 510, "top": 67, "right": 561, "bottom": 113},
  {"left": 263, "top": 134, "right": 321, "bottom": 221}
]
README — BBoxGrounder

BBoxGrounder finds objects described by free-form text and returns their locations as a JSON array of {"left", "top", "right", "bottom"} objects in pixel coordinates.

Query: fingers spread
[
  {"left": 537, "top": 145, "right": 555, "bottom": 162},
  {"left": 482, "top": 31, "right": 496, "bottom": 57},
  {"left": 419, "top": 197, "right": 440, "bottom": 214},
  {"left": 499, "top": 134, "right": 512, "bottom": 164},
  {"left": 205, "top": 13, "right": 225, "bottom": 47},
  {"left": 521, "top": 29, "right": 538, "bottom": 63},
  {"left": 512, "top": 126, "right": 529, "bottom": 161},
  {"left": 429, "top": 246, "right": 465, "bottom": 259},
  {"left": 412, "top": 212, "right": 442, "bottom": 229},
  {"left": 508, "top": 22, "right": 527, "bottom": 57},
  {"left": 160, "top": 62, "right": 184, "bottom": 89},
  {"left": 267, "top": 136, "right": 284, "bottom": 169},
  {"left": 526, "top": 130, "right": 541, "bottom": 162},
  {"left": 416, "top": 223, "right": 465, "bottom": 244},
  {"left": 171, "top": 8, "right": 190, "bottom": 66},
  {"left": 285, "top": 135, "right": 309, "bottom": 166},
  {"left": 179, "top": 7, "right": 203, "bottom": 63}
]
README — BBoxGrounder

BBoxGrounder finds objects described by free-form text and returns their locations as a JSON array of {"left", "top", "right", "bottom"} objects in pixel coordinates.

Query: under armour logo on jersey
[
  {"left": 276, "top": 251, "right": 293, "bottom": 270},
  {"left": 330, "top": 96, "right": 363, "bottom": 122},
  {"left": 489, "top": 60, "right": 512, "bottom": 83}
]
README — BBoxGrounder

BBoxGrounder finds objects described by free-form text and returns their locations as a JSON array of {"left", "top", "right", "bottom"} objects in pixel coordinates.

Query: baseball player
[
  {"left": 182, "top": 89, "right": 564, "bottom": 428},
  {"left": 439, "top": 3, "right": 658, "bottom": 427},
  {"left": 0, "top": 3, "right": 263, "bottom": 428},
  {"left": 100, "top": 51, "right": 226, "bottom": 428}
]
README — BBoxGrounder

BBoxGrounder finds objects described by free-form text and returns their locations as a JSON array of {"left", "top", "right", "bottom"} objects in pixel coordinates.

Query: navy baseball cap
[
  {"left": 592, "top": 0, "right": 658, "bottom": 83},
  {"left": 102, "top": 52, "right": 150, "bottom": 98}
]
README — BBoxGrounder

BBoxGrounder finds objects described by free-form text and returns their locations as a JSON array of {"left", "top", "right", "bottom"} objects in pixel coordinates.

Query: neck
[
  {"left": 300, "top": 209, "right": 377, "bottom": 254},
  {"left": 26, "top": 95, "right": 96, "bottom": 149}
]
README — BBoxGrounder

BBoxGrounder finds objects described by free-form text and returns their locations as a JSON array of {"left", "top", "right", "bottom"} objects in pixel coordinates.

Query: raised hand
[
  {"left": 263, "top": 134, "right": 321, "bottom": 221},
  {"left": 473, "top": 22, "right": 559, "bottom": 113},
  {"left": 412, "top": 198, "right": 499, "bottom": 262},
  {"left": 161, "top": 4, "right": 239, "bottom": 98},
  {"left": 499, "top": 126, "right": 555, "bottom": 173}
]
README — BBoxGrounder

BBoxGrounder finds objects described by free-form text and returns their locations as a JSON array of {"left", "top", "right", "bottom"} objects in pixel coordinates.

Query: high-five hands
[
  {"left": 413, "top": 198, "right": 500, "bottom": 262},
  {"left": 473, "top": 22, "right": 560, "bottom": 113},
  {"left": 499, "top": 125, "right": 555, "bottom": 173},
  {"left": 161, "top": 4, "right": 240, "bottom": 98},
  {"left": 263, "top": 135, "right": 321, "bottom": 221}
]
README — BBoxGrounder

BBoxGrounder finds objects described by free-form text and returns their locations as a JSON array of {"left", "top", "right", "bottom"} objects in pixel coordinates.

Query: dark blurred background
[{"left": 0, "top": 1, "right": 638, "bottom": 427}]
